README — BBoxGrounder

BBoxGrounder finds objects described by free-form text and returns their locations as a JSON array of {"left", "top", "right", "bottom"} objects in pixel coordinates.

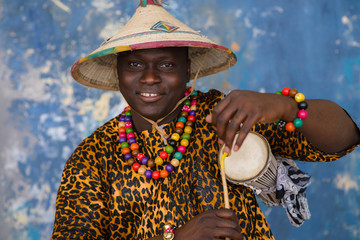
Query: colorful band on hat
[{"left": 71, "top": 1, "right": 237, "bottom": 91}]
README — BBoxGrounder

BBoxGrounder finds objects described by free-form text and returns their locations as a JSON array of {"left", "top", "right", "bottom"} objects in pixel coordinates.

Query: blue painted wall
[{"left": 1, "top": 0, "right": 359, "bottom": 239}]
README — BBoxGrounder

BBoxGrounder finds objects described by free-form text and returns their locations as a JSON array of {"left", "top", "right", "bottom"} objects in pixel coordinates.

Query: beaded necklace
[{"left": 118, "top": 89, "right": 198, "bottom": 179}]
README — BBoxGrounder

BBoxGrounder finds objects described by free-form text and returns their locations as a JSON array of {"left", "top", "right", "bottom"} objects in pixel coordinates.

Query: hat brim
[{"left": 71, "top": 4, "right": 237, "bottom": 91}]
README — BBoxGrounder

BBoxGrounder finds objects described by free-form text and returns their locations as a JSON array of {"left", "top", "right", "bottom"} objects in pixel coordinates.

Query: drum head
[{"left": 219, "top": 132, "right": 269, "bottom": 183}]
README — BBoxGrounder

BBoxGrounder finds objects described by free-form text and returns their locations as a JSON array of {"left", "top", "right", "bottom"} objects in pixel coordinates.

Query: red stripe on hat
[{"left": 138, "top": 0, "right": 162, "bottom": 7}]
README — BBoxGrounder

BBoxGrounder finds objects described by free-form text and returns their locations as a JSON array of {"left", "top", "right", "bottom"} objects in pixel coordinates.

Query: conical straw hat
[{"left": 71, "top": 0, "right": 237, "bottom": 91}]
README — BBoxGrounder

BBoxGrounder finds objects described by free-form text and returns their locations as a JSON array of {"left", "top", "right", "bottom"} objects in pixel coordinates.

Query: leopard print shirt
[{"left": 51, "top": 89, "right": 356, "bottom": 240}]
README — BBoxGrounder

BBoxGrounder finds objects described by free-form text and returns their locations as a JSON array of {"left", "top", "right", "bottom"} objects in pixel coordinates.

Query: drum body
[{"left": 218, "top": 132, "right": 280, "bottom": 206}]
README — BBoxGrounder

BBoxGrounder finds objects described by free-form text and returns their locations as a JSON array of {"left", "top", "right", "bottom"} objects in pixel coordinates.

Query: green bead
[
  {"left": 275, "top": 91, "right": 282, "bottom": 95},
  {"left": 184, "top": 100, "right": 191, "bottom": 106},
  {"left": 174, "top": 152, "right": 183, "bottom": 160},
  {"left": 120, "top": 142, "right": 129, "bottom": 149},
  {"left": 125, "top": 111, "right": 132, "bottom": 116},
  {"left": 274, "top": 120, "right": 280, "bottom": 125},
  {"left": 165, "top": 145, "right": 174, "bottom": 154},
  {"left": 178, "top": 116, "right": 187, "bottom": 123},
  {"left": 192, "top": 90, "right": 198, "bottom": 95},
  {"left": 293, "top": 118, "right": 303, "bottom": 128},
  {"left": 126, "top": 127, "right": 134, "bottom": 133},
  {"left": 182, "top": 132, "right": 190, "bottom": 140}
]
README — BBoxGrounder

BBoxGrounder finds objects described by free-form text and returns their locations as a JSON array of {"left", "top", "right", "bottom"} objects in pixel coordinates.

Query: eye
[
  {"left": 129, "top": 62, "right": 143, "bottom": 68},
  {"left": 159, "top": 62, "right": 174, "bottom": 68}
]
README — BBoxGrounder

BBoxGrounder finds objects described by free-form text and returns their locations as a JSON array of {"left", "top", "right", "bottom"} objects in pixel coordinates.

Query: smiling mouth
[
  {"left": 137, "top": 92, "right": 163, "bottom": 102},
  {"left": 139, "top": 92, "right": 160, "bottom": 97}
]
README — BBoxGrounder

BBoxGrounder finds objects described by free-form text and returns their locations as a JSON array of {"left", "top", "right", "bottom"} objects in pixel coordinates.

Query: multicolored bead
[
  {"left": 276, "top": 87, "right": 308, "bottom": 132},
  {"left": 118, "top": 88, "right": 197, "bottom": 179}
]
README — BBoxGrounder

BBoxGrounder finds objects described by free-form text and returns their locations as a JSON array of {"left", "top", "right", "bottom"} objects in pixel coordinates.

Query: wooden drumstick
[{"left": 220, "top": 152, "right": 231, "bottom": 240}]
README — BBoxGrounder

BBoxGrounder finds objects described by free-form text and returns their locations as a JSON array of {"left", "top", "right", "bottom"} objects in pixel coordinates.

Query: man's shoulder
[{"left": 197, "top": 89, "right": 223, "bottom": 112}]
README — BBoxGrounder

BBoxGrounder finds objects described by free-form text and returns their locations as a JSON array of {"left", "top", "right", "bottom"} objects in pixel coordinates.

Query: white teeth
[{"left": 140, "top": 93, "right": 159, "bottom": 97}]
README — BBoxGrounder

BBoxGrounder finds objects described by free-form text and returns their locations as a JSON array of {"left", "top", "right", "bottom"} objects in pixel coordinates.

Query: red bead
[
  {"left": 184, "top": 90, "right": 190, "bottom": 96},
  {"left": 187, "top": 115, "right": 195, "bottom": 122},
  {"left": 297, "top": 110, "right": 308, "bottom": 119},
  {"left": 160, "top": 151, "right": 168, "bottom": 159},
  {"left": 132, "top": 162, "right": 141, "bottom": 171},
  {"left": 182, "top": 105, "right": 190, "bottom": 112},
  {"left": 160, "top": 169, "right": 169, "bottom": 178},
  {"left": 136, "top": 153, "right": 145, "bottom": 161},
  {"left": 282, "top": 87, "right": 291, "bottom": 96},
  {"left": 152, "top": 171, "right": 160, "bottom": 179},
  {"left": 119, "top": 132, "right": 126, "bottom": 138},
  {"left": 127, "top": 132, "right": 135, "bottom": 139},
  {"left": 125, "top": 122, "right": 133, "bottom": 128},
  {"left": 285, "top": 122, "right": 296, "bottom": 132},
  {"left": 124, "top": 106, "right": 131, "bottom": 111},
  {"left": 178, "top": 145, "right": 186, "bottom": 153},
  {"left": 191, "top": 100, "right": 197, "bottom": 105}
]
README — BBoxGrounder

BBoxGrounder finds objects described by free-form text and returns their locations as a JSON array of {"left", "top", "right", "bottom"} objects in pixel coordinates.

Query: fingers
[
  {"left": 207, "top": 91, "right": 264, "bottom": 152},
  {"left": 209, "top": 209, "right": 244, "bottom": 239},
  {"left": 176, "top": 209, "right": 245, "bottom": 240}
]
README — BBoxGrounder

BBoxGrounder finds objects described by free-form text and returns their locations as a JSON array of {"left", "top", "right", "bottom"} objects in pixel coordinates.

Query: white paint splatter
[
  {"left": 47, "top": 127, "right": 67, "bottom": 141},
  {"left": 244, "top": 17, "right": 252, "bottom": 28},
  {"left": 260, "top": 6, "right": 284, "bottom": 17},
  {"left": 3, "top": 145, "right": 27, "bottom": 171},
  {"left": 334, "top": 173, "right": 359, "bottom": 193},
  {"left": 203, "top": 14, "right": 215, "bottom": 30},
  {"left": 91, "top": 0, "right": 115, "bottom": 12},
  {"left": 99, "top": 20, "right": 127, "bottom": 40},
  {"left": 342, "top": 16, "right": 350, "bottom": 24},
  {"left": 23, "top": 48, "right": 35, "bottom": 59},
  {"left": 167, "top": 0, "right": 179, "bottom": 11},
  {"left": 77, "top": 92, "right": 116, "bottom": 121},
  {"left": 235, "top": 9, "right": 243, "bottom": 18},
  {"left": 253, "top": 28, "right": 266, "bottom": 38},
  {"left": 342, "top": 15, "right": 360, "bottom": 48},
  {"left": 51, "top": 0, "right": 71, "bottom": 13}
]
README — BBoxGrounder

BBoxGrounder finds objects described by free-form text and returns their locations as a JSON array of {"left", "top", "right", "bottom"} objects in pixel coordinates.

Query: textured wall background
[{"left": 1, "top": 0, "right": 359, "bottom": 239}]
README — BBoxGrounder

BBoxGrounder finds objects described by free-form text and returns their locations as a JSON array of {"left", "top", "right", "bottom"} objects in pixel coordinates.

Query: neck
[{"left": 131, "top": 106, "right": 182, "bottom": 133}]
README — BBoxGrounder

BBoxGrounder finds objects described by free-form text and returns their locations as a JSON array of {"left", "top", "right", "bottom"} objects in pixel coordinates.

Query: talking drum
[{"left": 218, "top": 132, "right": 280, "bottom": 206}]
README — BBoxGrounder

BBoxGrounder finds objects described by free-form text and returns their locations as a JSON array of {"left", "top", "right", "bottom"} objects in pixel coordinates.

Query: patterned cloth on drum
[{"left": 275, "top": 158, "right": 312, "bottom": 227}]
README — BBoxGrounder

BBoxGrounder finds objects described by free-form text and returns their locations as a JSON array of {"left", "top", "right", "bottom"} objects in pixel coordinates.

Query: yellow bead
[
  {"left": 171, "top": 158, "right": 180, "bottom": 167},
  {"left": 155, "top": 156, "right": 163, "bottom": 165},
  {"left": 184, "top": 126, "right": 192, "bottom": 134},
  {"left": 180, "top": 139, "right": 189, "bottom": 147},
  {"left": 138, "top": 166, "right": 147, "bottom": 175},
  {"left": 170, "top": 133, "right": 180, "bottom": 141},
  {"left": 118, "top": 122, "right": 125, "bottom": 128},
  {"left": 294, "top": 93, "right": 305, "bottom": 103},
  {"left": 190, "top": 105, "right": 197, "bottom": 111}
]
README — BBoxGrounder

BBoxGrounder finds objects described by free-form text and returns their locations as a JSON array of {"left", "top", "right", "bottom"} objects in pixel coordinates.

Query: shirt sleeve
[
  {"left": 51, "top": 135, "right": 111, "bottom": 239},
  {"left": 254, "top": 122, "right": 359, "bottom": 162}
]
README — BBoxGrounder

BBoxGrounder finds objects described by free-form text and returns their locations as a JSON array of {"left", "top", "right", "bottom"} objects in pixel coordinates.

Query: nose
[{"left": 140, "top": 67, "right": 161, "bottom": 85}]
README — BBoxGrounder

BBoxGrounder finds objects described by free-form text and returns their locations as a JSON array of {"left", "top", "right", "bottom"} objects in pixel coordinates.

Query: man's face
[{"left": 117, "top": 47, "right": 190, "bottom": 121}]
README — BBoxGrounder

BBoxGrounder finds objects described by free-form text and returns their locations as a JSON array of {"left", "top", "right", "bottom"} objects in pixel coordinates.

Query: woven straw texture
[{"left": 71, "top": 3, "right": 237, "bottom": 90}]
